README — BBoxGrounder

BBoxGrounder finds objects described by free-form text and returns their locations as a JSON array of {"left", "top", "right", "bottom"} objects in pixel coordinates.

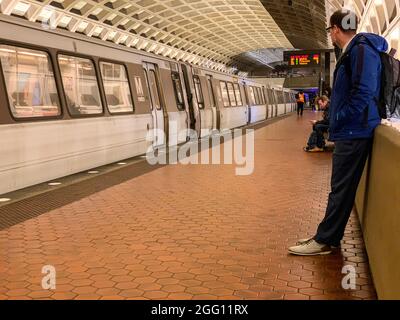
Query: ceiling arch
[
  {"left": 260, "top": 0, "right": 329, "bottom": 49},
  {"left": 0, "top": 0, "right": 294, "bottom": 73}
]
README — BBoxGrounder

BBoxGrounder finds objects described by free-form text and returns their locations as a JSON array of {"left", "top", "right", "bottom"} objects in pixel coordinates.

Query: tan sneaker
[
  {"left": 307, "top": 147, "right": 324, "bottom": 152},
  {"left": 296, "top": 237, "right": 314, "bottom": 245},
  {"left": 288, "top": 239, "right": 332, "bottom": 256},
  {"left": 296, "top": 237, "right": 340, "bottom": 249}
]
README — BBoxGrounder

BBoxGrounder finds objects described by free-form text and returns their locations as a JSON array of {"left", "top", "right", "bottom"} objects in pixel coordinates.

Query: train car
[
  {"left": 242, "top": 80, "right": 267, "bottom": 125},
  {"left": 271, "top": 86, "right": 286, "bottom": 117},
  {"left": 264, "top": 86, "right": 277, "bottom": 119},
  {"left": 0, "top": 17, "right": 294, "bottom": 195}
]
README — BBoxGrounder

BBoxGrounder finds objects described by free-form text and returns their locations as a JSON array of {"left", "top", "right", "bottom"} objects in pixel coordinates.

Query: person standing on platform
[
  {"left": 296, "top": 91, "right": 305, "bottom": 116},
  {"left": 289, "top": 9, "right": 388, "bottom": 255}
]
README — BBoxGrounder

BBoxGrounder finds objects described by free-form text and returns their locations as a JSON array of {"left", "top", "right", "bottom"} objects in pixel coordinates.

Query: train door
[
  {"left": 242, "top": 82, "right": 251, "bottom": 124},
  {"left": 206, "top": 75, "right": 219, "bottom": 131},
  {"left": 143, "top": 62, "right": 167, "bottom": 148},
  {"left": 282, "top": 91, "right": 286, "bottom": 114},
  {"left": 180, "top": 63, "right": 198, "bottom": 135},
  {"left": 262, "top": 86, "right": 267, "bottom": 119}
]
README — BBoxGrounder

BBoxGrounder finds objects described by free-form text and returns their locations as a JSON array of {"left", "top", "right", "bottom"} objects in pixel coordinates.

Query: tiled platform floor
[{"left": 0, "top": 111, "right": 376, "bottom": 300}]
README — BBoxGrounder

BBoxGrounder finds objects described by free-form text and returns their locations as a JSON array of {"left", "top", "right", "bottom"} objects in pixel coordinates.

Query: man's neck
[{"left": 341, "top": 34, "right": 357, "bottom": 53}]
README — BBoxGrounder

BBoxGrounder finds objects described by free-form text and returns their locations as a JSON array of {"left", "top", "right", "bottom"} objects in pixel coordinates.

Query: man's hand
[{"left": 310, "top": 120, "right": 317, "bottom": 125}]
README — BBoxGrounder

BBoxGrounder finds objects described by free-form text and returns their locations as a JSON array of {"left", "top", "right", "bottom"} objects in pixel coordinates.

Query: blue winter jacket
[{"left": 329, "top": 33, "right": 388, "bottom": 141}]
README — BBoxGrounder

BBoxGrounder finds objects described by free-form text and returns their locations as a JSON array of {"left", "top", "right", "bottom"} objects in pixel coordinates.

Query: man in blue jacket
[{"left": 289, "top": 9, "right": 388, "bottom": 255}]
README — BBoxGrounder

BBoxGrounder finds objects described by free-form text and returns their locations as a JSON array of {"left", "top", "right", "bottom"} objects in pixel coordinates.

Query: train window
[
  {"left": 219, "top": 81, "right": 230, "bottom": 107},
  {"left": 268, "top": 89, "right": 275, "bottom": 105},
  {"left": 171, "top": 72, "right": 185, "bottom": 111},
  {"left": 227, "top": 82, "right": 237, "bottom": 107},
  {"left": 206, "top": 77, "right": 216, "bottom": 107},
  {"left": 261, "top": 89, "right": 266, "bottom": 105},
  {"left": 0, "top": 45, "right": 61, "bottom": 119},
  {"left": 264, "top": 89, "right": 269, "bottom": 105},
  {"left": 258, "top": 88, "right": 263, "bottom": 105},
  {"left": 58, "top": 54, "right": 102, "bottom": 115},
  {"left": 248, "top": 86, "right": 256, "bottom": 106},
  {"left": 143, "top": 70, "right": 153, "bottom": 110},
  {"left": 148, "top": 70, "right": 161, "bottom": 110},
  {"left": 260, "top": 88, "right": 265, "bottom": 104},
  {"left": 193, "top": 75, "right": 205, "bottom": 109},
  {"left": 233, "top": 83, "right": 242, "bottom": 106},
  {"left": 254, "top": 87, "right": 261, "bottom": 105},
  {"left": 100, "top": 61, "right": 133, "bottom": 114}
]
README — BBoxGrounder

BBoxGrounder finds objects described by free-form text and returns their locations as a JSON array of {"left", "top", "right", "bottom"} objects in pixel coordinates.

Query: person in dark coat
[
  {"left": 304, "top": 96, "right": 330, "bottom": 152},
  {"left": 289, "top": 9, "right": 388, "bottom": 256}
]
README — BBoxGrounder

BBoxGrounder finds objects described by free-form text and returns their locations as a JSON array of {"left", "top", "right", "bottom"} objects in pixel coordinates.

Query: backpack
[
  {"left": 343, "top": 38, "right": 400, "bottom": 119},
  {"left": 379, "top": 50, "right": 400, "bottom": 119}
]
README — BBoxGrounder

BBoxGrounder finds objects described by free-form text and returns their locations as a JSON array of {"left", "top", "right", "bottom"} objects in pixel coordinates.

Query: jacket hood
[{"left": 347, "top": 33, "right": 389, "bottom": 53}]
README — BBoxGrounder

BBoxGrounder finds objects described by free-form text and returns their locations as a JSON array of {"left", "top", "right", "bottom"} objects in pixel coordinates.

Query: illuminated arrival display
[
  {"left": 290, "top": 54, "right": 320, "bottom": 66},
  {"left": 284, "top": 51, "right": 322, "bottom": 68}
]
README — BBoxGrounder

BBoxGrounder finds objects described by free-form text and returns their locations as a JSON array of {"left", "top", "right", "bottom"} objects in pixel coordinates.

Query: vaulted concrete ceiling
[
  {"left": 0, "top": 0, "right": 333, "bottom": 73},
  {"left": 0, "top": 0, "right": 296, "bottom": 73},
  {"left": 260, "top": 0, "right": 329, "bottom": 49}
]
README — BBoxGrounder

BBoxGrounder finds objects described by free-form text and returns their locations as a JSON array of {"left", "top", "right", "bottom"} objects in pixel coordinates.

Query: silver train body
[{"left": 0, "top": 17, "right": 297, "bottom": 195}]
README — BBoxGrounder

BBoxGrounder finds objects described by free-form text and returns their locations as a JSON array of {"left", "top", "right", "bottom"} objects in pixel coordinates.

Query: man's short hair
[{"left": 329, "top": 9, "right": 358, "bottom": 33}]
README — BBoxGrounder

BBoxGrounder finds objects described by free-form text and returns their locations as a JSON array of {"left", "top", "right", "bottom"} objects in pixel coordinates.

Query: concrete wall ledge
[{"left": 355, "top": 125, "right": 400, "bottom": 300}]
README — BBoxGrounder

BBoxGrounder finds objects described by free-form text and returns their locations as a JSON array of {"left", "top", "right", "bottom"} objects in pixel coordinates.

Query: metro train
[{"left": 0, "top": 17, "right": 297, "bottom": 195}]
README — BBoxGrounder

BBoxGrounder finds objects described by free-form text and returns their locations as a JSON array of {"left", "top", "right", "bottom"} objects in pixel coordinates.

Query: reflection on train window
[
  {"left": 263, "top": 89, "right": 268, "bottom": 105},
  {"left": 171, "top": 72, "right": 185, "bottom": 111},
  {"left": 0, "top": 45, "right": 61, "bottom": 118},
  {"left": 219, "top": 81, "right": 230, "bottom": 107},
  {"left": 260, "top": 88, "right": 265, "bottom": 104},
  {"left": 260, "top": 88, "right": 266, "bottom": 105},
  {"left": 227, "top": 82, "right": 237, "bottom": 107},
  {"left": 259, "top": 88, "right": 264, "bottom": 105},
  {"left": 248, "top": 86, "right": 256, "bottom": 106},
  {"left": 268, "top": 89, "right": 275, "bottom": 105},
  {"left": 233, "top": 83, "right": 242, "bottom": 106},
  {"left": 193, "top": 76, "right": 204, "bottom": 109},
  {"left": 206, "top": 77, "right": 216, "bottom": 107},
  {"left": 254, "top": 87, "right": 261, "bottom": 105},
  {"left": 58, "top": 54, "right": 102, "bottom": 116},
  {"left": 279, "top": 92, "right": 284, "bottom": 104},
  {"left": 148, "top": 70, "right": 161, "bottom": 110},
  {"left": 143, "top": 70, "right": 153, "bottom": 110},
  {"left": 100, "top": 62, "right": 133, "bottom": 114}
]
